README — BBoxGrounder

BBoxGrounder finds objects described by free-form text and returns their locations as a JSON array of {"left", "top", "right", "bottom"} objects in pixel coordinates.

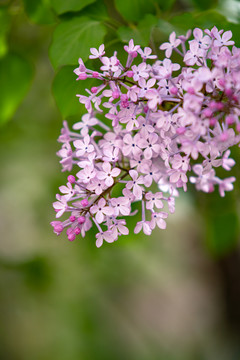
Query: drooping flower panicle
[{"left": 51, "top": 27, "right": 240, "bottom": 247}]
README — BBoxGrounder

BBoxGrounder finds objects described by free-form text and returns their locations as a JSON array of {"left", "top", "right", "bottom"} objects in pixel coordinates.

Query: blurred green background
[{"left": 0, "top": 0, "right": 240, "bottom": 359}]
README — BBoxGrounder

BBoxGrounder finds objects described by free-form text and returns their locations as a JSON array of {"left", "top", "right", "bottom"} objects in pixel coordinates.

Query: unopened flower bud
[
  {"left": 68, "top": 233, "right": 76, "bottom": 241},
  {"left": 112, "top": 90, "right": 120, "bottom": 99},
  {"left": 81, "top": 199, "right": 89, "bottom": 207},
  {"left": 203, "top": 108, "right": 212, "bottom": 117},
  {"left": 74, "top": 227, "right": 81, "bottom": 235},
  {"left": 131, "top": 51, "right": 138, "bottom": 58},
  {"left": 226, "top": 115, "right": 234, "bottom": 125},
  {"left": 77, "top": 73, "right": 87, "bottom": 80},
  {"left": 78, "top": 216, "right": 85, "bottom": 224},
  {"left": 209, "top": 117, "right": 217, "bottom": 126},
  {"left": 170, "top": 86, "right": 178, "bottom": 95},
  {"left": 67, "top": 175, "right": 75, "bottom": 184},
  {"left": 126, "top": 70, "right": 133, "bottom": 77},
  {"left": 225, "top": 88, "right": 233, "bottom": 97},
  {"left": 91, "top": 87, "right": 98, "bottom": 93}
]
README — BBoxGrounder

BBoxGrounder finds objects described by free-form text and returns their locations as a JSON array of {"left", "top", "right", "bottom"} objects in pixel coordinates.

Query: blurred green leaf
[
  {"left": 168, "top": 13, "right": 196, "bottom": 32},
  {"left": 156, "top": 0, "right": 176, "bottom": 11},
  {"left": 169, "top": 10, "right": 228, "bottom": 33},
  {"left": 191, "top": 0, "right": 218, "bottom": 10},
  {"left": 206, "top": 212, "right": 239, "bottom": 256},
  {"left": 0, "top": 256, "right": 52, "bottom": 291},
  {"left": 0, "top": 53, "right": 33, "bottom": 126},
  {"left": 49, "top": 16, "right": 106, "bottom": 69},
  {"left": 50, "top": 0, "right": 96, "bottom": 15},
  {"left": 0, "top": 7, "right": 10, "bottom": 35},
  {"left": 19, "top": 256, "right": 52, "bottom": 290},
  {"left": 203, "top": 194, "right": 239, "bottom": 257},
  {"left": 53, "top": 65, "right": 95, "bottom": 118},
  {"left": 0, "top": 35, "right": 7, "bottom": 58},
  {"left": 228, "top": 23, "right": 240, "bottom": 47},
  {"left": 53, "top": 65, "right": 81, "bottom": 118},
  {"left": 117, "top": 14, "right": 158, "bottom": 47},
  {"left": 79, "top": 0, "right": 109, "bottom": 21},
  {"left": 114, "top": 0, "right": 157, "bottom": 23},
  {"left": 193, "top": 9, "right": 228, "bottom": 29},
  {"left": 103, "top": 28, "right": 126, "bottom": 64},
  {"left": 23, "top": 0, "right": 56, "bottom": 25},
  {"left": 152, "top": 18, "right": 176, "bottom": 41},
  {"left": 218, "top": 0, "right": 240, "bottom": 24},
  {"left": 0, "top": 7, "right": 10, "bottom": 58}
]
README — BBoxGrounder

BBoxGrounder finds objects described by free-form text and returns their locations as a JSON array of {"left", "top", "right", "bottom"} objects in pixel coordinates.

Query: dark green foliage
[
  {"left": 50, "top": 0, "right": 96, "bottom": 15},
  {"left": 0, "top": 53, "right": 33, "bottom": 126},
  {"left": 23, "top": 0, "right": 56, "bottom": 24}
]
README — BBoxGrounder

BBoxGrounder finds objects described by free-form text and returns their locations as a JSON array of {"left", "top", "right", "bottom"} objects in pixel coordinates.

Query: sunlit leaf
[
  {"left": 49, "top": 16, "right": 106, "bottom": 69},
  {"left": 218, "top": 0, "right": 240, "bottom": 24},
  {"left": 50, "top": 0, "right": 96, "bottom": 15},
  {"left": 0, "top": 53, "right": 33, "bottom": 126}
]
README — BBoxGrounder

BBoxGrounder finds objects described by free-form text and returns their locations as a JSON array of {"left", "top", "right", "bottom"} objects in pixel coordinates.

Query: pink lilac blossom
[{"left": 51, "top": 28, "right": 240, "bottom": 247}]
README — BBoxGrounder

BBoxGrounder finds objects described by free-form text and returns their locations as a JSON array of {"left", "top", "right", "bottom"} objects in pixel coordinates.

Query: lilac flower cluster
[{"left": 51, "top": 27, "right": 240, "bottom": 247}]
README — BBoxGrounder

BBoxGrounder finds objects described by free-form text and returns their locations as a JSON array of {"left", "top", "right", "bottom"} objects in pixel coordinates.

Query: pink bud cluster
[{"left": 51, "top": 27, "right": 240, "bottom": 247}]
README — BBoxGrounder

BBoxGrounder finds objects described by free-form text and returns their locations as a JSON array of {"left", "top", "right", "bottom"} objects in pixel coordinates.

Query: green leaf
[
  {"left": 156, "top": 0, "right": 176, "bottom": 11},
  {"left": 49, "top": 16, "right": 106, "bottom": 69},
  {"left": 153, "top": 18, "right": 176, "bottom": 37},
  {"left": 227, "top": 23, "right": 240, "bottom": 47},
  {"left": 0, "top": 7, "right": 10, "bottom": 58},
  {"left": 0, "top": 35, "right": 7, "bottom": 58},
  {"left": 205, "top": 211, "right": 239, "bottom": 256},
  {"left": 79, "top": 1, "right": 109, "bottom": 22},
  {"left": 191, "top": 0, "right": 218, "bottom": 10},
  {"left": 168, "top": 13, "right": 196, "bottom": 32},
  {"left": 201, "top": 192, "right": 239, "bottom": 257},
  {"left": 103, "top": 28, "right": 127, "bottom": 64},
  {"left": 52, "top": 65, "right": 95, "bottom": 118},
  {"left": 50, "top": 0, "right": 96, "bottom": 15},
  {"left": 117, "top": 14, "right": 158, "bottom": 47},
  {"left": 169, "top": 10, "right": 228, "bottom": 33},
  {"left": 114, "top": 0, "right": 157, "bottom": 23},
  {"left": 23, "top": 0, "right": 56, "bottom": 25},
  {"left": 218, "top": 0, "right": 240, "bottom": 24},
  {"left": 193, "top": 9, "right": 228, "bottom": 29},
  {"left": 0, "top": 7, "right": 10, "bottom": 36},
  {"left": 197, "top": 147, "right": 240, "bottom": 257},
  {"left": 0, "top": 53, "right": 33, "bottom": 126}
]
